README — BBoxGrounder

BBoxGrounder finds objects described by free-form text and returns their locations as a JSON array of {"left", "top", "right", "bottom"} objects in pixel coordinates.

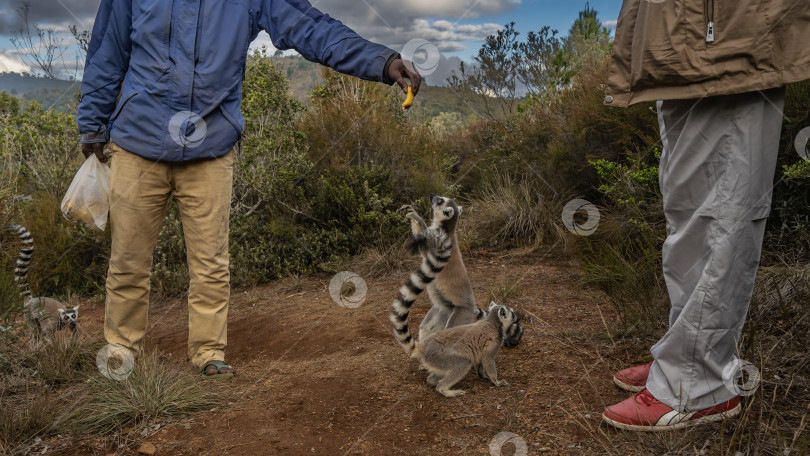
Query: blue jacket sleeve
[
  {"left": 76, "top": 0, "right": 132, "bottom": 143},
  {"left": 258, "top": 0, "right": 397, "bottom": 83}
]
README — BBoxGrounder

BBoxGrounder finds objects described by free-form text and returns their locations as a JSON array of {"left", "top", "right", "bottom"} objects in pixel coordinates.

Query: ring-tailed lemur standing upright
[
  {"left": 392, "top": 194, "right": 524, "bottom": 349},
  {"left": 7, "top": 225, "right": 79, "bottom": 341},
  {"left": 389, "top": 205, "right": 454, "bottom": 354}
]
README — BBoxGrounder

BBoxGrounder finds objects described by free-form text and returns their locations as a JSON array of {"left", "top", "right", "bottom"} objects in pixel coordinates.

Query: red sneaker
[
  {"left": 602, "top": 388, "right": 741, "bottom": 431},
  {"left": 613, "top": 361, "right": 653, "bottom": 392}
]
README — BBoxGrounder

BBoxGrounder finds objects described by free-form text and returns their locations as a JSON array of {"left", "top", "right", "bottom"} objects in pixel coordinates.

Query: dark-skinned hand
[
  {"left": 387, "top": 59, "right": 422, "bottom": 96},
  {"left": 82, "top": 142, "right": 108, "bottom": 163}
]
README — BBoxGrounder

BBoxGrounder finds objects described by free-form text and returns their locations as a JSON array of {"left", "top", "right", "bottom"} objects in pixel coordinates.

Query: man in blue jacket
[{"left": 77, "top": 0, "right": 421, "bottom": 378}]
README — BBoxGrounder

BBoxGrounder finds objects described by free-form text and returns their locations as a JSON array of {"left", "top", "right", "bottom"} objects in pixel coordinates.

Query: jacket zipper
[{"left": 704, "top": 0, "right": 715, "bottom": 43}]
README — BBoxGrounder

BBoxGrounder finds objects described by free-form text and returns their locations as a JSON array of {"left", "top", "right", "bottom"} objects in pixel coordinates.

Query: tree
[
  {"left": 448, "top": 23, "right": 522, "bottom": 120},
  {"left": 448, "top": 23, "right": 566, "bottom": 120},
  {"left": 569, "top": 2, "right": 610, "bottom": 40}
]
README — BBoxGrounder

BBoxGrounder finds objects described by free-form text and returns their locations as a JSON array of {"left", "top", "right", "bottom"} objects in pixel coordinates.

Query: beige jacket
[{"left": 605, "top": 0, "right": 810, "bottom": 107}]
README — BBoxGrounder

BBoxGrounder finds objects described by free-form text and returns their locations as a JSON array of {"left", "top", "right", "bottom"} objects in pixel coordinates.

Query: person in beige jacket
[{"left": 601, "top": 0, "right": 810, "bottom": 431}]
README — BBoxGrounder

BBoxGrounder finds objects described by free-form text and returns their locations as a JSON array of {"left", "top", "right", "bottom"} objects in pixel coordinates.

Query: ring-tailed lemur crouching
[
  {"left": 392, "top": 194, "right": 524, "bottom": 348},
  {"left": 472, "top": 305, "right": 524, "bottom": 348},
  {"left": 413, "top": 302, "right": 517, "bottom": 397},
  {"left": 8, "top": 224, "right": 79, "bottom": 341}
]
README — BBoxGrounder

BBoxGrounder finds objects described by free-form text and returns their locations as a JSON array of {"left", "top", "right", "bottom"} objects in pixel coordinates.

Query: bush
[
  {"left": 302, "top": 67, "right": 451, "bottom": 199},
  {"left": 19, "top": 192, "right": 109, "bottom": 297},
  {"left": 223, "top": 51, "right": 419, "bottom": 288},
  {"left": 0, "top": 92, "right": 107, "bottom": 301},
  {"left": 229, "top": 164, "right": 402, "bottom": 286},
  {"left": 766, "top": 79, "right": 810, "bottom": 264}
]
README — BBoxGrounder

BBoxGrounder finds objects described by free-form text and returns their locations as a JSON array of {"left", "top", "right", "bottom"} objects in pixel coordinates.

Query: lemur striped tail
[
  {"left": 8, "top": 224, "right": 33, "bottom": 301},
  {"left": 389, "top": 232, "right": 452, "bottom": 355}
]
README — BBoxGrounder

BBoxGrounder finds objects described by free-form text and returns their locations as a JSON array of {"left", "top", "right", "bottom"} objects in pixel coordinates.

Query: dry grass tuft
[{"left": 71, "top": 351, "right": 223, "bottom": 434}]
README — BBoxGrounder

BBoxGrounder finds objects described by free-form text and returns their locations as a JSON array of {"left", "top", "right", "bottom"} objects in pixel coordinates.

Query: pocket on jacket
[
  {"left": 218, "top": 105, "right": 243, "bottom": 140},
  {"left": 109, "top": 91, "right": 140, "bottom": 126}
]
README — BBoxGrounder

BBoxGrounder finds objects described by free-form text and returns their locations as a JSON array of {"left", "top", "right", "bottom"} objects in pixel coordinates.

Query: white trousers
[{"left": 647, "top": 88, "right": 785, "bottom": 411}]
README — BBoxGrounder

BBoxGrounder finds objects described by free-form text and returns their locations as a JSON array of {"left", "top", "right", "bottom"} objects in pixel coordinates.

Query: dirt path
[{"left": 64, "top": 251, "right": 641, "bottom": 455}]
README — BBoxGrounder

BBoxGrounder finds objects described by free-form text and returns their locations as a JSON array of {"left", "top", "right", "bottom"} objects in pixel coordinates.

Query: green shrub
[
  {"left": 0, "top": 92, "right": 107, "bottom": 300},
  {"left": 229, "top": 164, "right": 402, "bottom": 287},
  {"left": 578, "top": 149, "right": 665, "bottom": 334},
  {"left": 302, "top": 67, "right": 451, "bottom": 199},
  {"left": 0, "top": 92, "right": 80, "bottom": 197},
  {"left": 766, "top": 78, "right": 810, "bottom": 264},
  {"left": 0, "top": 232, "right": 20, "bottom": 325},
  {"left": 19, "top": 192, "right": 109, "bottom": 298}
]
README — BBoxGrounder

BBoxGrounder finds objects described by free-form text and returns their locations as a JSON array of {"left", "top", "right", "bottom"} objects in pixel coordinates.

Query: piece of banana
[{"left": 402, "top": 86, "right": 414, "bottom": 110}]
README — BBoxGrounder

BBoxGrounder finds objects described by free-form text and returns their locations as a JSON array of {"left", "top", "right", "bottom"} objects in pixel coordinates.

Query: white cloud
[
  {"left": 603, "top": 20, "right": 617, "bottom": 28},
  {"left": 0, "top": 48, "right": 28, "bottom": 73},
  {"left": 432, "top": 20, "right": 454, "bottom": 31},
  {"left": 305, "top": 0, "right": 517, "bottom": 53}
]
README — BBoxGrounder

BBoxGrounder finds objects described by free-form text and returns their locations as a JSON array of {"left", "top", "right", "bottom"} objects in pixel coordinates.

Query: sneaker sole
[
  {"left": 612, "top": 376, "right": 645, "bottom": 393},
  {"left": 601, "top": 403, "right": 741, "bottom": 432}
]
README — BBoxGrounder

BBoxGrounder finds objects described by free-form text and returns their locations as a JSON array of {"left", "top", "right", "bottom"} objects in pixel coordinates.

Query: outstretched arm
[{"left": 257, "top": 0, "right": 421, "bottom": 94}]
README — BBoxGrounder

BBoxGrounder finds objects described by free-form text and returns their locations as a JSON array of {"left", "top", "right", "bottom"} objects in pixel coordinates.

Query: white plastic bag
[{"left": 60, "top": 154, "right": 111, "bottom": 230}]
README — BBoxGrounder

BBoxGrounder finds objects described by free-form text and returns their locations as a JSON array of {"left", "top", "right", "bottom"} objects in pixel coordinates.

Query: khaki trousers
[{"left": 105, "top": 143, "right": 233, "bottom": 368}]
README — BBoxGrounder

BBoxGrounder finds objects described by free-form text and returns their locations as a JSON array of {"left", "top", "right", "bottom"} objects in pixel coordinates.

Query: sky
[{"left": 0, "top": 0, "right": 621, "bottom": 83}]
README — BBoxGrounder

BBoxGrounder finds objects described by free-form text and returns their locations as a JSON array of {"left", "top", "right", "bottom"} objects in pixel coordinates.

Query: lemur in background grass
[{"left": 7, "top": 225, "right": 79, "bottom": 342}]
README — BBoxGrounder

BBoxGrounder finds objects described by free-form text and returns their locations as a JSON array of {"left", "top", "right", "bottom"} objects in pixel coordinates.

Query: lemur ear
[
  {"left": 58, "top": 309, "right": 65, "bottom": 317},
  {"left": 488, "top": 301, "right": 497, "bottom": 310},
  {"left": 457, "top": 206, "right": 463, "bottom": 214},
  {"left": 73, "top": 304, "right": 79, "bottom": 311}
]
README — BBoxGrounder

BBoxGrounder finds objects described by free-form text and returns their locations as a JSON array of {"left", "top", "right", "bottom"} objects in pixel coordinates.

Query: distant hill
[
  {"left": 272, "top": 55, "right": 323, "bottom": 102},
  {"left": 2, "top": 57, "right": 477, "bottom": 120},
  {"left": 0, "top": 72, "right": 80, "bottom": 111},
  {"left": 272, "top": 55, "right": 479, "bottom": 121}
]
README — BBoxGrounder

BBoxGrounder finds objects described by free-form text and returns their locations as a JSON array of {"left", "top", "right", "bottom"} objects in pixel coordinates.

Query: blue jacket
[{"left": 77, "top": 0, "right": 398, "bottom": 162}]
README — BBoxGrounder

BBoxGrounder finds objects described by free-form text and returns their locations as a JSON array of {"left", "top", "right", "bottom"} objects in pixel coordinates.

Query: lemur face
[
  {"left": 493, "top": 305, "right": 518, "bottom": 329},
  {"left": 430, "top": 193, "right": 462, "bottom": 225},
  {"left": 59, "top": 307, "right": 79, "bottom": 330}
]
